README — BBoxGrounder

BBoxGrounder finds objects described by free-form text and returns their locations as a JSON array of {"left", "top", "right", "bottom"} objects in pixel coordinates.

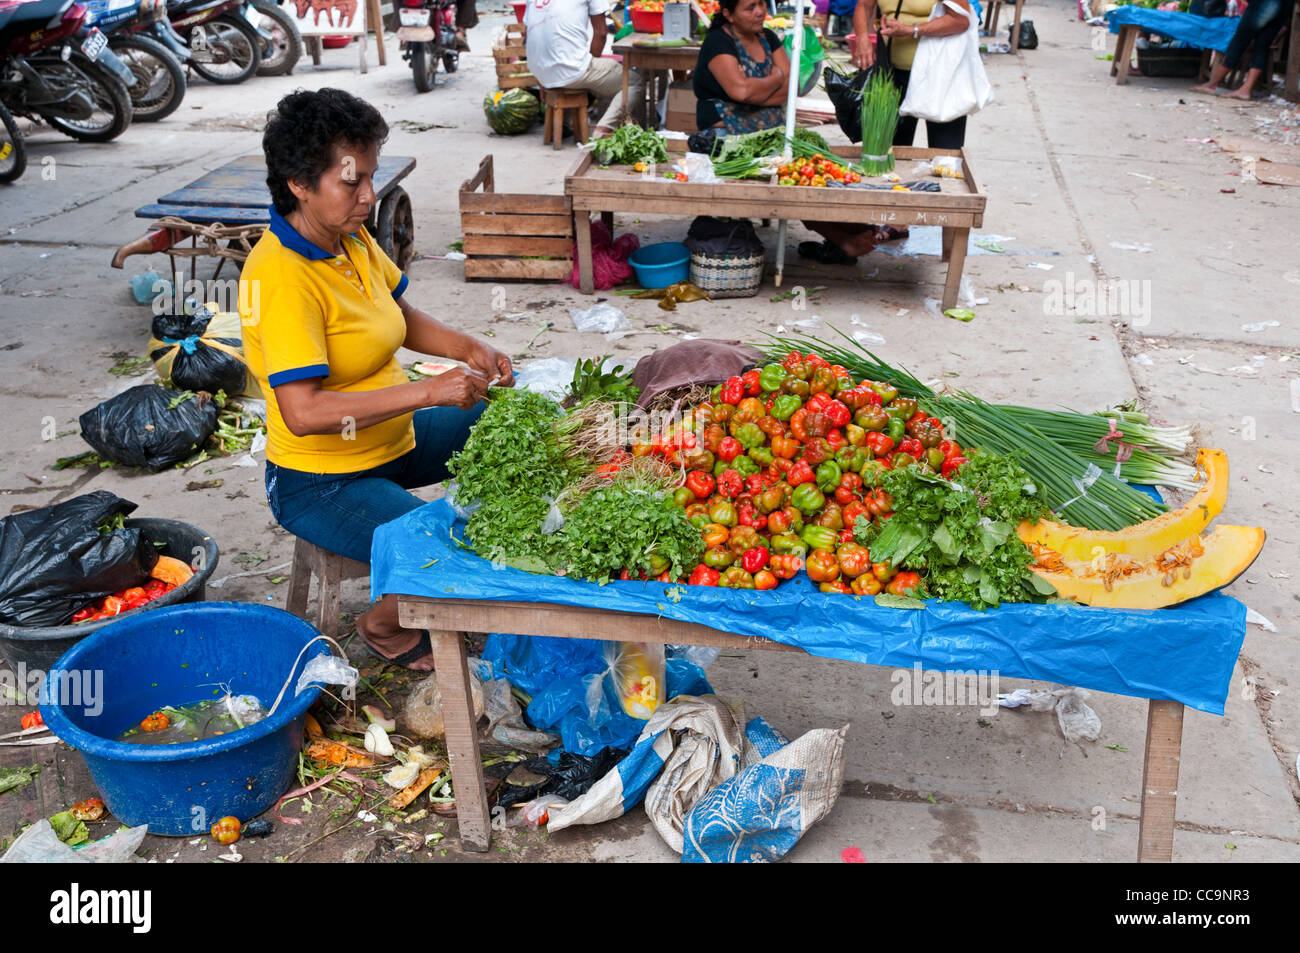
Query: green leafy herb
[
  {"left": 856, "top": 450, "right": 1051, "bottom": 611},
  {"left": 558, "top": 486, "right": 704, "bottom": 585},
  {"left": 566, "top": 355, "right": 640, "bottom": 406},
  {"left": 0, "top": 765, "right": 40, "bottom": 794},
  {"left": 586, "top": 124, "right": 668, "bottom": 166}
]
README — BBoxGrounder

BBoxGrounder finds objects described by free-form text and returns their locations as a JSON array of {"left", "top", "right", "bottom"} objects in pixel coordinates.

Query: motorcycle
[
  {"left": 0, "top": 98, "right": 26, "bottom": 183},
  {"left": 167, "top": 0, "right": 261, "bottom": 84},
  {"left": 0, "top": 0, "right": 135, "bottom": 142},
  {"left": 83, "top": 0, "right": 187, "bottom": 121},
  {"left": 394, "top": 0, "right": 456, "bottom": 93},
  {"left": 249, "top": 0, "right": 300, "bottom": 76}
]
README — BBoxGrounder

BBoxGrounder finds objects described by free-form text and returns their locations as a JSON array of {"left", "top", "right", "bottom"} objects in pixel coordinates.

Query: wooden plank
[
  {"left": 135, "top": 203, "right": 270, "bottom": 224},
  {"left": 569, "top": 194, "right": 980, "bottom": 228},
  {"left": 497, "top": 74, "right": 537, "bottom": 89},
  {"left": 575, "top": 212, "right": 594, "bottom": 294},
  {"left": 493, "top": 43, "right": 528, "bottom": 59},
  {"left": 940, "top": 227, "right": 969, "bottom": 312},
  {"left": 464, "top": 258, "right": 572, "bottom": 280},
  {"left": 429, "top": 628, "right": 491, "bottom": 852},
  {"left": 154, "top": 155, "right": 414, "bottom": 208},
  {"left": 1138, "top": 700, "right": 1184, "bottom": 862},
  {"left": 459, "top": 192, "right": 570, "bottom": 214},
  {"left": 460, "top": 212, "right": 575, "bottom": 236},
  {"left": 399, "top": 598, "right": 803, "bottom": 653},
  {"left": 463, "top": 234, "right": 574, "bottom": 256},
  {"left": 460, "top": 155, "right": 494, "bottom": 195}
]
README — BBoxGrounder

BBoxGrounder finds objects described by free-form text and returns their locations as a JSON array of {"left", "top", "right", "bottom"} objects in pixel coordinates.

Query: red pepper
[
  {"left": 769, "top": 554, "right": 804, "bottom": 580},
  {"left": 825, "top": 429, "right": 846, "bottom": 453},
  {"left": 789, "top": 407, "right": 809, "bottom": 442},
  {"left": 740, "top": 546, "right": 769, "bottom": 574},
  {"left": 823, "top": 399, "right": 851, "bottom": 429},
  {"left": 744, "top": 473, "right": 766, "bottom": 496},
  {"left": 839, "top": 528, "right": 855, "bottom": 543},
  {"left": 720, "top": 376, "right": 744, "bottom": 405},
  {"left": 20, "top": 711, "right": 43, "bottom": 730},
  {"left": 753, "top": 569, "right": 779, "bottom": 591},
  {"left": 737, "top": 501, "right": 768, "bottom": 530},
  {"left": 787, "top": 460, "right": 815, "bottom": 487},
  {"left": 842, "top": 499, "right": 869, "bottom": 529},
  {"left": 805, "top": 392, "right": 831, "bottom": 413},
  {"left": 717, "top": 437, "right": 742, "bottom": 463},
  {"left": 941, "top": 456, "right": 968, "bottom": 478},
  {"left": 887, "top": 571, "right": 923, "bottom": 597},
  {"left": 716, "top": 469, "right": 743, "bottom": 499},
  {"left": 686, "top": 470, "right": 715, "bottom": 499},
  {"left": 938, "top": 439, "right": 962, "bottom": 459},
  {"left": 689, "top": 565, "right": 720, "bottom": 586},
  {"left": 834, "top": 472, "right": 864, "bottom": 505},
  {"left": 865, "top": 432, "right": 895, "bottom": 456},
  {"left": 740, "top": 368, "right": 762, "bottom": 397},
  {"left": 898, "top": 438, "right": 923, "bottom": 458}
]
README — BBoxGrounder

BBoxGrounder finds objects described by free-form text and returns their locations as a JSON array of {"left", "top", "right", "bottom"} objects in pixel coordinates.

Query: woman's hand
[
  {"left": 879, "top": 16, "right": 911, "bottom": 37},
  {"left": 422, "top": 367, "right": 491, "bottom": 410},
  {"left": 462, "top": 340, "right": 514, "bottom": 388},
  {"left": 851, "top": 40, "right": 876, "bottom": 71}
]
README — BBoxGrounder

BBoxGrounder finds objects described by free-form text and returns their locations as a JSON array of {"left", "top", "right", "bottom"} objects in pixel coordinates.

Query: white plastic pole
[{"left": 773, "top": 1, "right": 805, "bottom": 288}]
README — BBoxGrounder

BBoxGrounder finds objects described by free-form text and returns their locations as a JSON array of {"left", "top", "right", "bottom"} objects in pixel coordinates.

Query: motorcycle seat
[{"left": 0, "top": 0, "right": 78, "bottom": 50}]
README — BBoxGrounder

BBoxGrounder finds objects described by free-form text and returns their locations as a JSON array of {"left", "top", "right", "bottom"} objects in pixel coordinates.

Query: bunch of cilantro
[
  {"left": 448, "top": 388, "right": 585, "bottom": 569},
  {"left": 558, "top": 486, "right": 704, "bottom": 585},
  {"left": 855, "top": 450, "right": 1056, "bottom": 610}
]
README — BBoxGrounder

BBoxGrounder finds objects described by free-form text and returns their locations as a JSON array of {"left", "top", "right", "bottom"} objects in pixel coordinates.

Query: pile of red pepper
[
  {"left": 639, "top": 351, "right": 970, "bottom": 594},
  {"left": 69, "top": 579, "right": 177, "bottom": 624}
]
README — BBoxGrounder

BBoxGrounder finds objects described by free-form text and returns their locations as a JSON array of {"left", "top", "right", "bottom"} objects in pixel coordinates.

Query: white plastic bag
[
  {"left": 899, "top": 1, "right": 995, "bottom": 123},
  {"left": 671, "top": 152, "right": 719, "bottom": 183},
  {"left": 570, "top": 303, "right": 629, "bottom": 334},
  {"left": 294, "top": 654, "right": 359, "bottom": 697}
]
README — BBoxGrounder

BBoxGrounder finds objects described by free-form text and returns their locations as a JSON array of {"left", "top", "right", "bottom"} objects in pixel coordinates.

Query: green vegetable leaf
[
  {"left": 49, "top": 811, "right": 89, "bottom": 846},
  {"left": 875, "top": 593, "right": 925, "bottom": 610}
]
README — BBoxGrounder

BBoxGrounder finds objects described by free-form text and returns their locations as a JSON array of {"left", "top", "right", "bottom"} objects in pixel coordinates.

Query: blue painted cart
[{"left": 111, "top": 153, "right": 417, "bottom": 275}]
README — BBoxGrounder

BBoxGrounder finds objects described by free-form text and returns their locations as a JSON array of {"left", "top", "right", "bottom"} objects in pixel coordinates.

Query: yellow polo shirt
[{"left": 239, "top": 206, "right": 413, "bottom": 473}]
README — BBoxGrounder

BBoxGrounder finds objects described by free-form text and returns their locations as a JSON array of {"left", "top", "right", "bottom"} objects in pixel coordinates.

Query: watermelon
[{"left": 483, "top": 88, "right": 540, "bottom": 136}]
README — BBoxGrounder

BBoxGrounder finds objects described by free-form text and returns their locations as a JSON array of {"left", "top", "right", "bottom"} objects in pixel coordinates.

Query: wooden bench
[
  {"left": 542, "top": 88, "right": 590, "bottom": 149},
  {"left": 285, "top": 537, "right": 369, "bottom": 642}
]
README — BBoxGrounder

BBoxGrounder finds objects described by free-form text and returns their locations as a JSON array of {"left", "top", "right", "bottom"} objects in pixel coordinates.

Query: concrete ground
[{"left": 0, "top": 0, "right": 1297, "bottom": 863}]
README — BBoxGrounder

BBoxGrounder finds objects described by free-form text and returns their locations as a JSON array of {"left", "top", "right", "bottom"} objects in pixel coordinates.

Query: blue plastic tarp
[
  {"left": 373, "top": 500, "right": 1247, "bottom": 716},
  {"left": 1106, "top": 7, "right": 1239, "bottom": 51}
]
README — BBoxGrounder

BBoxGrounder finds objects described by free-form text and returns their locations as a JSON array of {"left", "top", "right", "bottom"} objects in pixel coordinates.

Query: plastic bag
[
  {"left": 923, "top": 156, "right": 965, "bottom": 178},
  {"left": 1, "top": 819, "right": 149, "bottom": 863},
  {"left": 0, "top": 491, "right": 157, "bottom": 627},
  {"left": 667, "top": 644, "right": 722, "bottom": 671},
  {"left": 608, "top": 641, "right": 665, "bottom": 719},
  {"left": 497, "top": 747, "right": 629, "bottom": 808},
  {"left": 782, "top": 25, "right": 825, "bottom": 95},
  {"left": 899, "top": 1, "right": 994, "bottom": 123},
  {"left": 129, "top": 269, "right": 168, "bottom": 305},
  {"left": 404, "top": 669, "right": 485, "bottom": 740},
  {"left": 294, "top": 654, "right": 358, "bottom": 697},
  {"left": 149, "top": 303, "right": 258, "bottom": 398},
  {"left": 825, "top": 67, "right": 871, "bottom": 144},
  {"left": 570, "top": 303, "right": 629, "bottom": 334},
  {"left": 1017, "top": 19, "right": 1038, "bottom": 49},
  {"left": 513, "top": 357, "right": 578, "bottom": 401},
  {"left": 671, "top": 152, "right": 719, "bottom": 183},
  {"left": 79, "top": 385, "right": 220, "bottom": 471}
]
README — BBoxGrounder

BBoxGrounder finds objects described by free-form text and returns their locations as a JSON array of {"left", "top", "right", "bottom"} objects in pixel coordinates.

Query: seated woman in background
[
  {"left": 1190, "top": 0, "right": 1294, "bottom": 100},
  {"left": 693, "top": 0, "right": 790, "bottom": 133}
]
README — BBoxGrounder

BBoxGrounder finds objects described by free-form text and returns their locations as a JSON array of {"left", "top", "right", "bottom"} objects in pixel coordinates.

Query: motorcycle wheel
[
  {"left": 111, "top": 34, "right": 187, "bottom": 123},
  {"left": 251, "top": 0, "right": 302, "bottom": 77},
  {"left": 40, "top": 53, "right": 134, "bottom": 143},
  {"left": 0, "top": 101, "right": 27, "bottom": 184},
  {"left": 442, "top": 51, "right": 457, "bottom": 73},
  {"left": 189, "top": 13, "right": 262, "bottom": 84},
  {"left": 410, "top": 42, "right": 435, "bottom": 93}
]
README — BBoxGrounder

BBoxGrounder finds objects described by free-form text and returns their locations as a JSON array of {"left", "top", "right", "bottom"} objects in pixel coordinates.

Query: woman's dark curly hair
[{"left": 263, "top": 88, "right": 389, "bottom": 215}]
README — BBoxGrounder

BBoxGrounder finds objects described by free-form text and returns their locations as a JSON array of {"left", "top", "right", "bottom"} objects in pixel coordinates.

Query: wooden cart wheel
[{"left": 376, "top": 187, "right": 415, "bottom": 271}]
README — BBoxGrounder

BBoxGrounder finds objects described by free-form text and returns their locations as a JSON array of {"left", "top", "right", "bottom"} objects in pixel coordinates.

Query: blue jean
[
  {"left": 266, "top": 403, "right": 486, "bottom": 564},
  {"left": 1224, "top": 0, "right": 1293, "bottom": 72}
]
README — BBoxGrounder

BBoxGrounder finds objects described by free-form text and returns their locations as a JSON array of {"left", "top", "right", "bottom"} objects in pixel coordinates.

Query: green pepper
[
  {"left": 688, "top": 511, "right": 713, "bottom": 531},
  {"left": 733, "top": 422, "right": 766, "bottom": 450},
  {"left": 790, "top": 482, "right": 826, "bottom": 516},
  {"left": 925, "top": 447, "right": 946, "bottom": 471},
  {"left": 854, "top": 407, "right": 888, "bottom": 432},
  {"left": 759, "top": 363, "right": 788, "bottom": 392},
  {"left": 770, "top": 533, "right": 808, "bottom": 558},
  {"left": 781, "top": 377, "right": 811, "bottom": 399},
  {"left": 671, "top": 486, "right": 695, "bottom": 507},
  {"left": 748, "top": 446, "right": 774, "bottom": 467},
  {"left": 713, "top": 458, "right": 729, "bottom": 477},
  {"left": 809, "top": 367, "right": 837, "bottom": 395},
  {"left": 886, "top": 417, "right": 906, "bottom": 442},
  {"left": 800, "top": 524, "right": 838, "bottom": 551},
  {"left": 702, "top": 548, "right": 736, "bottom": 570},
  {"left": 710, "top": 384, "right": 724, "bottom": 403},
  {"left": 771, "top": 393, "right": 802, "bottom": 421},
  {"left": 892, "top": 452, "right": 918, "bottom": 469},
  {"left": 709, "top": 499, "right": 737, "bottom": 526},
  {"left": 869, "top": 382, "right": 898, "bottom": 403},
  {"left": 815, "top": 461, "right": 842, "bottom": 494},
  {"left": 732, "top": 454, "right": 760, "bottom": 477},
  {"left": 890, "top": 398, "right": 919, "bottom": 419},
  {"left": 835, "top": 446, "right": 867, "bottom": 473}
]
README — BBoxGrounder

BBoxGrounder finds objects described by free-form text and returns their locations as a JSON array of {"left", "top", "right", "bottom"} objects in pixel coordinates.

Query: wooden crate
[
  {"left": 459, "top": 155, "right": 574, "bottom": 281},
  {"left": 664, "top": 81, "right": 697, "bottom": 135},
  {"left": 493, "top": 22, "right": 535, "bottom": 89}
]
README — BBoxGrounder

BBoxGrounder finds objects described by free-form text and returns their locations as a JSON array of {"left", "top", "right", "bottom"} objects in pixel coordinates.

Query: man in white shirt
[{"left": 524, "top": 0, "right": 644, "bottom": 136}]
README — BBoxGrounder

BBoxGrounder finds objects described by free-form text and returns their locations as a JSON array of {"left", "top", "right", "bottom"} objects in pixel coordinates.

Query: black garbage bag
[
  {"left": 79, "top": 385, "right": 220, "bottom": 472},
  {"left": 687, "top": 128, "right": 721, "bottom": 157},
  {"left": 825, "top": 67, "right": 871, "bottom": 144},
  {"left": 148, "top": 304, "right": 249, "bottom": 396},
  {"left": 1018, "top": 20, "right": 1038, "bottom": 50},
  {"left": 684, "top": 216, "right": 764, "bottom": 258},
  {"left": 496, "top": 747, "right": 629, "bottom": 808},
  {"left": 0, "top": 491, "right": 157, "bottom": 627}
]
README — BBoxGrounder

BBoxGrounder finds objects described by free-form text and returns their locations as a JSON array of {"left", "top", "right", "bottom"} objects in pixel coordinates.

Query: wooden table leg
[
  {"left": 1115, "top": 25, "right": 1137, "bottom": 85},
  {"left": 430, "top": 629, "right": 491, "bottom": 852},
  {"left": 576, "top": 211, "right": 595, "bottom": 294},
  {"left": 940, "top": 226, "right": 968, "bottom": 311},
  {"left": 1011, "top": 0, "right": 1025, "bottom": 49},
  {"left": 941, "top": 226, "right": 955, "bottom": 262},
  {"left": 1138, "top": 700, "right": 1184, "bottom": 862}
]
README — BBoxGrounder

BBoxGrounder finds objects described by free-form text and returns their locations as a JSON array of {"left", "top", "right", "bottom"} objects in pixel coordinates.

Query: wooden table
[
  {"left": 982, "top": 0, "right": 1026, "bottom": 50},
  {"left": 565, "top": 145, "right": 987, "bottom": 311},
  {"left": 396, "top": 595, "right": 1188, "bottom": 862},
  {"left": 612, "top": 33, "right": 702, "bottom": 128}
]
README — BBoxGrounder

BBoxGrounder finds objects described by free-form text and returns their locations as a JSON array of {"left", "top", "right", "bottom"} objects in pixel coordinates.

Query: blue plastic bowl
[
  {"left": 40, "top": 602, "right": 331, "bottom": 835},
  {"left": 628, "top": 242, "right": 690, "bottom": 289}
]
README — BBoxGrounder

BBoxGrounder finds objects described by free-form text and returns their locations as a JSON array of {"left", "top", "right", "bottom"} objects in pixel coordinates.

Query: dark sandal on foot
[
  {"left": 360, "top": 629, "right": 433, "bottom": 668},
  {"left": 797, "top": 240, "right": 858, "bottom": 265}
]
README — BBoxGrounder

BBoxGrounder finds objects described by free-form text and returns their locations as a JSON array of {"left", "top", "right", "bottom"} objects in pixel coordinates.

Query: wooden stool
[
  {"left": 285, "top": 537, "right": 369, "bottom": 641},
  {"left": 542, "top": 88, "right": 589, "bottom": 150}
]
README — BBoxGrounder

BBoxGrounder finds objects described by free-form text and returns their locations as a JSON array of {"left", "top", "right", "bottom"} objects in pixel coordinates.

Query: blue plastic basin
[
  {"left": 628, "top": 241, "right": 690, "bottom": 289},
  {"left": 40, "top": 602, "right": 330, "bottom": 836}
]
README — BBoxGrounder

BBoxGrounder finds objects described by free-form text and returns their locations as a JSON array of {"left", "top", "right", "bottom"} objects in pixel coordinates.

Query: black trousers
[{"left": 890, "top": 67, "right": 968, "bottom": 150}]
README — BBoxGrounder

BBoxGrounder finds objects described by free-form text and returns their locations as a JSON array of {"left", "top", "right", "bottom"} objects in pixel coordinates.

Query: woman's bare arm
[{"left": 708, "top": 53, "right": 786, "bottom": 105}]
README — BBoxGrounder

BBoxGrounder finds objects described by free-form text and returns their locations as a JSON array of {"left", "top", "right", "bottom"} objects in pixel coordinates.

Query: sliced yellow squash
[
  {"left": 1017, "top": 448, "right": 1228, "bottom": 562},
  {"left": 1028, "top": 524, "right": 1264, "bottom": 609}
]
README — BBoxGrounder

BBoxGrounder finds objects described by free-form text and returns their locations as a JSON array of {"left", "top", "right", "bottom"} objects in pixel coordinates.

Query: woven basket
[{"left": 690, "top": 250, "right": 765, "bottom": 298}]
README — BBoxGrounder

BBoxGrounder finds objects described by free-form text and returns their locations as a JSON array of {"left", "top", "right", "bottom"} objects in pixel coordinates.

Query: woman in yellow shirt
[{"left": 241, "top": 88, "right": 512, "bottom": 670}]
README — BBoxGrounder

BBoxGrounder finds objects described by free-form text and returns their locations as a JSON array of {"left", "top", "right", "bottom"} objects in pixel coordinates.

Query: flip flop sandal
[
  {"left": 358, "top": 629, "right": 434, "bottom": 668},
  {"left": 797, "top": 240, "right": 858, "bottom": 265}
]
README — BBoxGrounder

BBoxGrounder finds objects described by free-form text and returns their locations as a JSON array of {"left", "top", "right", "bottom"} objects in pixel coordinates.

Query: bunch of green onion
[
  {"left": 860, "top": 71, "right": 900, "bottom": 176},
  {"left": 755, "top": 331, "right": 1198, "bottom": 531}
]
